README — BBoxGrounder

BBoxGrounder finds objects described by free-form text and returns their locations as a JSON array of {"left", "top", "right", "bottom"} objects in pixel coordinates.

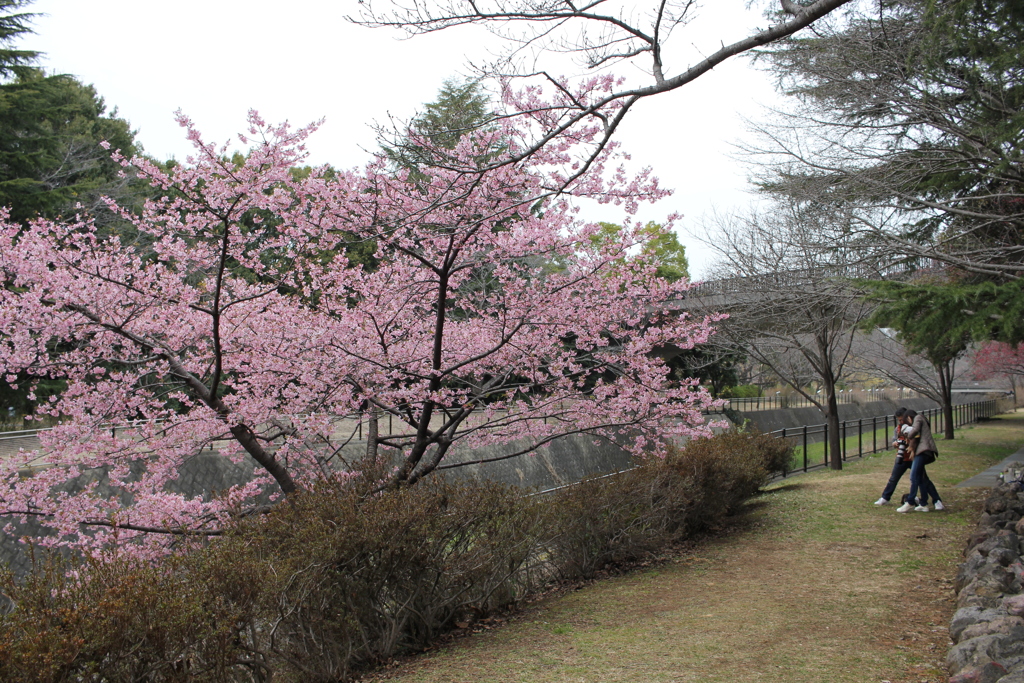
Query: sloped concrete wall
[
  {"left": 0, "top": 397, "right": 994, "bottom": 578},
  {"left": 739, "top": 397, "right": 969, "bottom": 441}
]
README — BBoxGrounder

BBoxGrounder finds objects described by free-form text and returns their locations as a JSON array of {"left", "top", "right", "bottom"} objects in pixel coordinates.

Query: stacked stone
[{"left": 948, "top": 481, "right": 1024, "bottom": 683}]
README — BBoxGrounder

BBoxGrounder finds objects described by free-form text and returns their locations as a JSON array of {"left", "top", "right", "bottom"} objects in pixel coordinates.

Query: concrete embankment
[
  {"left": 739, "top": 397, "right": 965, "bottom": 440},
  {"left": 0, "top": 396, "right": 988, "bottom": 578}
]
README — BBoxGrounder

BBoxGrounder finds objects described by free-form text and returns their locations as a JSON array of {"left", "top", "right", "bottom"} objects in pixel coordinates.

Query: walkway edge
[{"left": 955, "top": 445, "right": 1024, "bottom": 487}]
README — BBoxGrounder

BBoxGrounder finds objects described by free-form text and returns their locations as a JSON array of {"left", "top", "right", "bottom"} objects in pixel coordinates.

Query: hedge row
[{"left": 0, "top": 430, "right": 790, "bottom": 682}]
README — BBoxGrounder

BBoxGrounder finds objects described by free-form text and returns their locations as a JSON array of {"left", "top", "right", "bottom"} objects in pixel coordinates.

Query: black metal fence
[{"left": 774, "top": 398, "right": 1014, "bottom": 476}]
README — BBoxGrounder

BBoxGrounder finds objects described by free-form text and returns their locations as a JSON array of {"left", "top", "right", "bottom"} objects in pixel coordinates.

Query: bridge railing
[
  {"left": 722, "top": 388, "right": 925, "bottom": 412},
  {"left": 686, "top": 258, "right": 945, "bottom": 300}
]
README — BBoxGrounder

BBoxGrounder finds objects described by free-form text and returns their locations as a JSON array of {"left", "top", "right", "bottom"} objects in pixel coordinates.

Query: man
[{"left": 874, "top": 408, "right": 914, "bottom": 506}]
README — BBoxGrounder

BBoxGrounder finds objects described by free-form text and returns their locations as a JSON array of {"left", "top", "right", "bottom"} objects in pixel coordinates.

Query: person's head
[
  {"left": 904, "top": 409, "right": 917, "bottom": 423},
  {"left": 895, "top": 407, "right": 908, "bottom": 423}
]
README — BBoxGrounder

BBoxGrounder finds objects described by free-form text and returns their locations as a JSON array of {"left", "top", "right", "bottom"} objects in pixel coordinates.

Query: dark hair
[
  {"left": 905, "top": 409, "right": 918, "bottom": 419},
  {"left": 895, "top": 407, "right": 908, "bottom": 418}
]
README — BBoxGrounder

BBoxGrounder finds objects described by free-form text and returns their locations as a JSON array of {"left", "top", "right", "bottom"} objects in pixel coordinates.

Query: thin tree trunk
[
  {"left": 937, "top": 361, "right": 955, "bottom": 440},
  {"left": 823, "top": 371, "right": 842, "bottom": 470},
  {"left": 366, "top": 405, "right": 379, "bottom": 461}
]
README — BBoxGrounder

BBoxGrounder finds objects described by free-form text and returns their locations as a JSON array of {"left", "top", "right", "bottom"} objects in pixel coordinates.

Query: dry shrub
[
  {"left": 543, "top": 428, "right": 791, "bottom": 577},
  {"left": 660, "top": 429, "right": 791, "bottom": 530},
  {"left": 0, "top": 429, "right": 789, "bottom": 682},
  {"left": 0, "top": 546, "right": 275, "bottom": 683},
  {"left": 0, "top": 480, "right": 539, "bottom": 683},
  {"left": 541, "top": 464, "right": 687, "bottom": 578},
  {"left": 244, "top": 479, "right": 540, "bottom": 680}
]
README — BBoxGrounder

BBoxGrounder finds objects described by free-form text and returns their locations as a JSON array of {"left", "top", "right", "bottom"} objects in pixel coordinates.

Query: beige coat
[{"left": 907, "top": 414, "right": 938, "bottom": 456}]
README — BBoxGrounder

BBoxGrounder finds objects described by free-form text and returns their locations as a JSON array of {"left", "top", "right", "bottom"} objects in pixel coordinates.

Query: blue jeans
[
  {"left": 907, "top": 452, "right": 940, "bottom": 505},
  {"left": 881, "top": 457, "right": 912, "bottom": 502},
  {"left": 882, "top": 455, "right": 940, "bottom": 504}
]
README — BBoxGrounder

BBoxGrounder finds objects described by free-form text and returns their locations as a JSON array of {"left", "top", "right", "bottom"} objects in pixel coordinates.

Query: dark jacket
[{"left": 907, "top": 414, "right": 938, "bottom": 456}]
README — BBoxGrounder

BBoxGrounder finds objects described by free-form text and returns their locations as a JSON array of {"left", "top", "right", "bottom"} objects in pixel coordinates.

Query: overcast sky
[{"left": 26, "top": 0, "right": 792, "bottom": 278}]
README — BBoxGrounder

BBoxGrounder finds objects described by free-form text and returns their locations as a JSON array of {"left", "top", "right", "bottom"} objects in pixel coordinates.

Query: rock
[
  {"left": 948, "top": 635, "right": 1024, "bottom": 674},
  {"left": 996, "top": 482, "right": 1022, "bottom": 496},
  {"left": 961, "top": 617, "right": 1024, "bottom": 641},
  {"left": 995, "top": 670, "right": 1024, "bottom": 683},
  {"left": 992, "top": 548, "right": 1020, "bottom": 567},
  {"left": 962, "top": 595, "right": 1005, "bottom": 610},
  {"left": 961, "top": 552, "right": 995, "bottom": 592},
  {"left": 1014, "top": 517, "right": 1024, "bottom": 537},
  {"left": 950, "top": 662, "right": 1008, "bottom": 683},
  {"left": 981, "top": 563, "right": 1017, "bottom": 589},
  {"left": 958, "top": 567, "right": 1016, "bottom": 608},
  {"left": 998, "top": 511, "right": 1023, "bottom": 526},
  {"left": 979, "top": 533, "right": 1021, "bottom": 557},
  {"left": 952, "top": 608, "right": 1006, "bottom": 643},
  {"left": 988, "top": 498, "right": 1010, "bottom": 515},
  {"left": 971, "top": 529, "right": 1000, "bottom": 552},
  {"left": 1003, "top": 595, "right": 1024, "bottom": 617}
]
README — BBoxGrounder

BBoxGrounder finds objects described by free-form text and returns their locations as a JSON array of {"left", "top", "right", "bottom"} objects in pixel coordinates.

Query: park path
[{"left": 361, "top": 412, "right": 1024, "bottom": 683}]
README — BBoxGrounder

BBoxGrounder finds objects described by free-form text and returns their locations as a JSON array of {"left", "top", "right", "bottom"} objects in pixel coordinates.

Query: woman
[{"left": 896, "top": 409, "right": 945, "bottom": 512}]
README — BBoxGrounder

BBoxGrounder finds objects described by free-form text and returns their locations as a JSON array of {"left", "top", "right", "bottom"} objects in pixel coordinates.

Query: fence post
[
  {"left": 842, "top": 420, "right": 847, "bottom": 461},
  {"left": 824, "top": 423, "right": 829, "bottom": 467},
  {"left": 803, "top": 425, "right": 808, "bottom": 472},
  {"left": 858, "top": 418, "right": 863, "bottom": 457},
  {"left": 781, "top": 427, "right": 787, "bottom": 476}
]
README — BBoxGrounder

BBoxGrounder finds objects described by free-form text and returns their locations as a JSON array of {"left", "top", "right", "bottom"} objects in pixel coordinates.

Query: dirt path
[{"left": 361, "top": 412, "right": 1024, "bottom": 683}]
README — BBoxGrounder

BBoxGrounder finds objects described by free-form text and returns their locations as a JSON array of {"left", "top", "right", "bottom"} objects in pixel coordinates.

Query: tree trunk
[
  {"left": 365, "top": 405, "right": 379, "bottom": 461},
  {"left": 822, "top": 370, "right": 843, "bottom": 470},
  {"left": 937, "top": 360, "right": 955, "bottom": 440}
]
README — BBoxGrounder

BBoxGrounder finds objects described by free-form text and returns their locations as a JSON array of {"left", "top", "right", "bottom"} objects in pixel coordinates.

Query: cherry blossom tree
[
  {"left": 972, "top": 341, "right": 1024, "bottom": 401},
  {"left": 0, "top": 90, "right": 720, "bottom": 556}
]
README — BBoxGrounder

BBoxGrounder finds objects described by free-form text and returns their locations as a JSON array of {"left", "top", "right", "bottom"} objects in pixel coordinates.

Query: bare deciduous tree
[
  {"left": 851, "top": 329, "right": 968, "bottom": 440},
  {"left": 692, "top": 203, "right": 875, "bottom": 468},
  {"left": 355, "top": 0, "right": 854, "bottom": 183}
]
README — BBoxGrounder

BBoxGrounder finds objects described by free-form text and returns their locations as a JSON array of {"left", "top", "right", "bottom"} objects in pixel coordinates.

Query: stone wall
[{"left": 946, "top": 481, "right": 1024, "bottom": 683}]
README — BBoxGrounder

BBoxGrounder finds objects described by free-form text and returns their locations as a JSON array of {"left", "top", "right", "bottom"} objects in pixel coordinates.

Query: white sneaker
[
  {"left": 934, "top": 501, "right": 945, "bottom": 511},
  {"left": 874, "top": 498, "right": 890, "bottom": 505},
  {"left": 914, "top": 505, "right": 930, "bottom": 512},
  {"left": 896, "top": 502, "right": 914, "bottom": 513}
]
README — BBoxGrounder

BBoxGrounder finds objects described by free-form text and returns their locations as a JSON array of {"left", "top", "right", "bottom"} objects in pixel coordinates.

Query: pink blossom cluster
[
  {"left": 972, "top": 342, "right": 1024, "bottom": 382},
  {"left": 0, "top": 84, "right": 721, "bottom": 557}
]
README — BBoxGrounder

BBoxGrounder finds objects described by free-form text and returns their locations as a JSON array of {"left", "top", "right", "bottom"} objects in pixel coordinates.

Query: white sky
[{"left": 26, "top": 0, "right": 792, "bottom": 278}]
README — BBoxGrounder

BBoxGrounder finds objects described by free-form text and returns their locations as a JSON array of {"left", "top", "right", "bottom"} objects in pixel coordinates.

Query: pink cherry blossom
[{"left": 0, "top": 83, "right": 722, "bottom": 558}]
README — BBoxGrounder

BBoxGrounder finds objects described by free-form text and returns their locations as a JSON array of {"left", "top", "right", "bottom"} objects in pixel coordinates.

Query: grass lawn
[{"left": 360, "top": 411, "right": 1024, "bottom": 683}]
